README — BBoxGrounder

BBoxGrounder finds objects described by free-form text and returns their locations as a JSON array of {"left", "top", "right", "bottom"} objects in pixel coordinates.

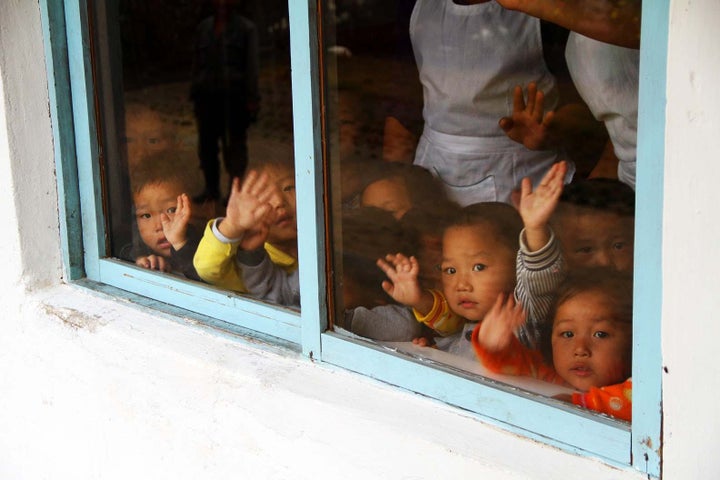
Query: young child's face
[
  {"left": 360, "top": 177, "right": 412, "bottom": 220},
  {"left": 555, "top": 209, "right": 634, "bottom": 272},
  {"left": 263, "top": 164, "right": 298, "bottom": 245},
  {"left": 124, "top": 108, "right": 172, "bottom": 167},
  {"left": 133, "top": 180, "right": 183, "bottom": 257},
  {"left": 551, "top": 290, "right": 632, "bottom": 392},
  {"left": 440, "top": 225, "right": 516, "bottom": 322}
]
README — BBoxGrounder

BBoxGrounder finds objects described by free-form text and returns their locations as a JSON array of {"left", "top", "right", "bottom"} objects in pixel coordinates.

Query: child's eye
[
  {"left": 575, "top": 246, "right": 593, "bottom": 254},
  {"left": 441, "top": 266, "right": 456, "bottom": 275},
  {"left": 167, "top": 206, "right": 177, "bottom": 214},
  {"left": 472, "top": 264, "right": 486, "bottom": 272},
  {"left": 560, "top": 331, "right": 574, "bottom": 338},
  {"left": 137, "top": 213, "right": 151, "bottom": 220},
  {"left": 282, "top": 184, "right": 296, "bottom": 193},
  {"left": 593, "top": 331, "right": 609, "bottom": 339},
  {"left": 612, "top": 241, "right": 627, "bottom": 250}
]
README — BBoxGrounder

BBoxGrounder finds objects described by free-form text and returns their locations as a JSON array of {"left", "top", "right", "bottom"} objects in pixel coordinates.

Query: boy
[
  {"left": 378, "top": 202, "right": 522, "bottom": 359},
  {"left": 128, "top": 159, "right": 202, "bottom": 280},
  {"left": 339, "top": 207, "right": 425, "bottom": 341},
  {"left": 554, "top": 178, "right": 635, "bottom": 272},
  {"left": 193, "top": 158, "right": 298, "bottom": 297}
]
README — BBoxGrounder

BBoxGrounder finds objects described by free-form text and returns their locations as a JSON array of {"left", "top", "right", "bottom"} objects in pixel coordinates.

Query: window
[{"left": 41, "top": 0, "right": 664, "bottom": 475}]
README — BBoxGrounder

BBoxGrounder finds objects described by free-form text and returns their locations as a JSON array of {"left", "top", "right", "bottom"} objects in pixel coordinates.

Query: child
[
  {"left": 127, "top": 159, "right": 202, "bottom": 280},
  {"left": 378, "top": 202, "right": 522, "bottom": 358},
  {"left": 554, "top": 178, "right": 635, "bottom": 272},
  {"left": 399, "top": 204, "right": 458, "bottom": 292},
  {"left": 124, "top": 103, "right": 175, "bottom": 170},
  {"left": 339, "top": 207, "right": 425, "bottom": 341},
  {"left": 471, "top": 268, "right": 633, "bottom": 421},
  {"left": 358, "top": 162, "right": 455, "bottom": 221},
  {"left": 513, "top": 161, "right": 634, "bottom": 347},
  {"left": 193, "top": 157, "right": 298, "bottom": 296}
]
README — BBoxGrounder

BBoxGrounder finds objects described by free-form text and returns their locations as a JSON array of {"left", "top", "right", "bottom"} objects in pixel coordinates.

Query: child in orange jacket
[{"left": 471, "top": 268, "right": 633, "bottom": 421}]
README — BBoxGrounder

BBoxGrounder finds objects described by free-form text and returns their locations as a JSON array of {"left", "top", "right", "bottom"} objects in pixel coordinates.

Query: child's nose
[
  {"left": 594, "top": 249, "right": 612, "bottom": 267},
  {"left": 455, "top": 273, "right": 472, "bottom": 291},
  {"left": 573, "top": 339, "right": 591, "bottom": 357},
  {"left": 269, "top": 190, "right": 285, "bottom": 209}
]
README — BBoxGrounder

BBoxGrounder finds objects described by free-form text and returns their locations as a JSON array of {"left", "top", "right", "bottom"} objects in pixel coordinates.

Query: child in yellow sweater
[{"left": 193, "top": 158, "right": 297, "bottom": 294}]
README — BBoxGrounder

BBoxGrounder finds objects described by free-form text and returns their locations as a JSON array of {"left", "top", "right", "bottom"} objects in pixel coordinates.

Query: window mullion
[
  {"left": 632, "top": 1, "right": 669, "bottom": 476},
  {"left": 289, "top": 0, "right": 328, "bottom": 359},
  {"left": 63, "top": 0, "right": 105, "bottom": 280}
]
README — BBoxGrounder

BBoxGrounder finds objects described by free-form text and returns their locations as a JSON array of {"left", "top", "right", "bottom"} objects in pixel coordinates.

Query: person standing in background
[{"left": 191, "top": 0, "right": 260, "bottom": 203}]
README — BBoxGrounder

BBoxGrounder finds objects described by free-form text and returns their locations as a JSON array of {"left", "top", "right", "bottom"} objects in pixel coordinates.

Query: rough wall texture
[{"left": 0, "top": 0, "right": 62, "bottom": 292}]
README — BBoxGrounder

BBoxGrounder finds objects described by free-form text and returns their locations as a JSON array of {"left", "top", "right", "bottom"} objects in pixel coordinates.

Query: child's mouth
[
  {"left": 275, "top": 214, "right": 293, "bottom": 227},
  {"left": 570, "top": 365, "right": 592, "bottom": 377}
]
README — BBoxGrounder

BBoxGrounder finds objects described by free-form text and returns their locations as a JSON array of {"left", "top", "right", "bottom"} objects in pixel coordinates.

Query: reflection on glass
[
  {"left": 93, "top": 0, "right": 298, "bottom": 308},
  {"left": 324, "top": 0, "right": 640, "bottom": 423}
]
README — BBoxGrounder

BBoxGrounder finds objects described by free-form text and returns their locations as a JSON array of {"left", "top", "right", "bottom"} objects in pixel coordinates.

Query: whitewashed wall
[
  {"left": 662, "top": 1, "right": 720, "bottom": 479},
  {"left": 0, "top": 1, "right": 717, "bottom": 479}
]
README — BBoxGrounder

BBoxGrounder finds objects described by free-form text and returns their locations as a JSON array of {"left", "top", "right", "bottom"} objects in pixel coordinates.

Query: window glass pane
[
  {"left": 92, "top": 0, "right": 300, "bottom": 309},
  {"left": 323, "top": 0, "right": 640, "bottom": 423}
]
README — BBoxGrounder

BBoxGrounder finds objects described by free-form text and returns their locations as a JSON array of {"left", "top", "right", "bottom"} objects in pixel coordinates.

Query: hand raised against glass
[
  {"left": 161, "top": 193, "right": 192, "bottom": 251},
  {"left": 499, "top": 82, "right": 556, "bottom": 151}
]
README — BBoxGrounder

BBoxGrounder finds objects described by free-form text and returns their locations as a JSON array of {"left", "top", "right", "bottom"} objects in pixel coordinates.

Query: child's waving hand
[
  {"left": 161, "top": 193, "right": 192, "bottom": 251},
  {"left": 377, "top": 253, "right": 433, "bottom": 313},
  {"left": 219, "top": 170, "right": 277, "bottom": 241},
  {"left": 476, "top": 293, "right": 527, "bottom": 352},
  {"left": 519, "top": 160, "right": 567, "bottom": 251}
]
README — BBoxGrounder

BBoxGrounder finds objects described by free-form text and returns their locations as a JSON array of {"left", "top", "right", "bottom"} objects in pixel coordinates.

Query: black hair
[
  {"left": 246, "top": 155, "right": 295, "bottom": 176},
  {"left": 359, "top": 162, "right": 456, "bottom": 216},
  {"left": 558, "top": 178, "right": 635, "bottom": 217},
  {"left": 340, "top": 207, "right": 419, "bottom": 308},
  {"left": 129, "top": 151, "right": 189, "bottom": 196},
  {"left": 445, "top": 202, "right": 523, "bottom": 253}
]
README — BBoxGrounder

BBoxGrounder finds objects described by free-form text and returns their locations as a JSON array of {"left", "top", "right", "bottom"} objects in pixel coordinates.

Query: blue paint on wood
[
  {"left": 39, "top": 0, "right": 85, "bottom": 280},
  {"left": 632, "top": 1, "right": 669, "bottom": 477},
  {"left": 288, "top": 1, "right": 328, "bottom": 358}
]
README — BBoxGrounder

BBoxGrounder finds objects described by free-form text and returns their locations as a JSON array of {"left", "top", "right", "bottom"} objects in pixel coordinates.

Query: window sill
[{"left": 0, "top": 281, "right": 649, "bottom": 479}]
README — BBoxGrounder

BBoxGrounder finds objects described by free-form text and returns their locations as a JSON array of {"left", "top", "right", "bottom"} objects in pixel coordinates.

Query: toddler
[
  {"left": 554, "top": 178, "right": 635, "bottom": 272},
  {"left": 127, "top": 158, "right": 202, "bottom": 280},
  {"left": 193, "top": 157, "right": 298, "bottom": 297},
  {"left": 339, "top": 207, "right": 425, "bottom": 341},
  {"left": 513, "top": 161, "right": 634, "bottom": 347},
  {"left": 358, "top": 162, "right": 455, "bottom": 221},
  {"left": 378, "top": 202, "right": 522, "bottom": 358},
  {"left": 472, "top": 268, "right": 633, "bottom": 421}
]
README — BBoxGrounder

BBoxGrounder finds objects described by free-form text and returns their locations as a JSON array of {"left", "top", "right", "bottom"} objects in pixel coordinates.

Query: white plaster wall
[
  {"left": 0, "top": 1, "right": 718, "bottom": 479},
  {"left": 662, "top": 1, "right": 720, "bottom": 478},
  {"left": 0, "top": 0, "right": 62, "bottom": 292}
]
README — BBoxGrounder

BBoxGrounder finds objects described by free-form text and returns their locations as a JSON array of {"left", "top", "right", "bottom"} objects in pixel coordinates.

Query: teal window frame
[{"left": 40, "top": 1, "right": 666, "bottom": 476}]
